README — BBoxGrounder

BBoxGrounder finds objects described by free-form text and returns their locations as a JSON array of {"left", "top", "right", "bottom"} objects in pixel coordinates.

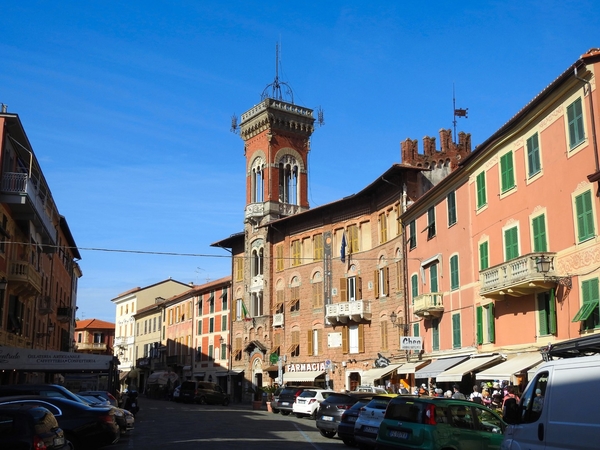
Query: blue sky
[{"left": 1, "top": 1, "right": 598, "bottom": 322}]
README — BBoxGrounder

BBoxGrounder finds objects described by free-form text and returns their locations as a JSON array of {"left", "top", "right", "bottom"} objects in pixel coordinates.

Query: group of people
[{"left": 414, "top": 381, "right": 521, "bottom": 415}]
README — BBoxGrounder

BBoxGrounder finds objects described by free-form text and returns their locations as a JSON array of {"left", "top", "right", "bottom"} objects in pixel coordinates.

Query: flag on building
[
  {"left": 241, "top": 302, "right": 251, "bottom": 321},
  {"left": 340, "top": 233, "right": 347, "bottom": 263}
]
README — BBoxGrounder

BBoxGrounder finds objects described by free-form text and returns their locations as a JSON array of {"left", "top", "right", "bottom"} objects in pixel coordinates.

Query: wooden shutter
[
  {"left": 532, "top": 215, "right": 547, "bottom": 252},
  {"left": 307, "top": 330, "right": 313, "bottom": 356},
  {"left": 373, "top": 270, "right": 379, "bottom": 298},
  {"left": 549, "top": 289, "right": 557, "bottom": 335},
  {"left": 232, "top": 299, "right": 237, "bottom": 321},
  {"left": 476, "top": 306, "right": 483, "bottom": 345},
  {"left": 357, "top": 277, "right": 363, "bottom": 299},
  {"left": 342, "top": 326, "right": 349, "bottom": 354},
  {"left": 488, "top": 303, "right": 495, "bottom": 343},
  {"left": 383, "top": 267, "right": 389, "bottom": 296},
  {"left": 538, "top": 294, "right": 548, "bottom": 336},
  {"left": 476, "top": 172, "right": 486, "bottom": 208},
  {"left": 317, "top": 329, "right": 322, "bottom": 354},
  {"left": 339, "top": 278, "right": 347, "bottom": 302},
  {"left": 358, "top": 324, "right": 365, "bottom": 353},
  {"left": 452, "top": 314, "right": 461, "bottom": 348},
  {"left": 381, "top": 321, "right": 388, "bottom": 351}
]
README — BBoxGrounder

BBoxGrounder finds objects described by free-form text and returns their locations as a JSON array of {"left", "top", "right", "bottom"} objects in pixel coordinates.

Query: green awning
[{"left": 572, "top": 301, "right": 598, "bottom": 322}]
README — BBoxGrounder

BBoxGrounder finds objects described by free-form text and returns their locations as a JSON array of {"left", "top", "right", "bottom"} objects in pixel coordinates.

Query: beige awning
[
  {"left": 436, "top": 355, "right": 504, "bottom": 382},
  {"left": 476, "top": 353, "right": 543, "bottom": 381},
  {"left": 361, "top": 364, "right": 403, "bottom": 385},
  {"left": 284, "top": 370, "right": 325, "bottom": 383},
  {"left": 397, "top": 361, "right": 428, "bottom": 374}
]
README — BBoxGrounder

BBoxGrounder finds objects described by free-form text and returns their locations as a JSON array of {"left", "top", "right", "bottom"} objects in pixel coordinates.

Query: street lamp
[
  {"left": 535, "top": 255, "right": 572, "bottom": 289},
  {"left": 389, "top": 312, "right": 409, "bottom": 334}
]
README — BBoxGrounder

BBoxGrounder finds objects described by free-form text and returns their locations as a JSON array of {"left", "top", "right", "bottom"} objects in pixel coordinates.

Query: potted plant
[{"left": 261, "top": 385, "right": 279, "bottom": 412}]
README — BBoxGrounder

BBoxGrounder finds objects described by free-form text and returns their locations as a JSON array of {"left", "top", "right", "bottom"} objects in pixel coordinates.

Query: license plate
[
  {"left": 281, "top": 402, "right": 289, "bottom": 406},
  {"left": 389, "top": 430, "right": 409, "bottom": 439},
  {"left": 348, "top": 417, "right": 357, "bottom": 423},
  {"left": 54, "top": 436, "right": 65, "bottom": 447},
  {"left": 363, "top": 426, "right": 378, "bottom": 434},
  {"left": 322, "top": 416, "right": 334, "bottom": 421}
]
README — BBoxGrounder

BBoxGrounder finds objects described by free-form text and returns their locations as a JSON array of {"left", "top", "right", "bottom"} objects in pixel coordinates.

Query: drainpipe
[{"left": 574, "top": 66, "right": 600, "bottom": 194}]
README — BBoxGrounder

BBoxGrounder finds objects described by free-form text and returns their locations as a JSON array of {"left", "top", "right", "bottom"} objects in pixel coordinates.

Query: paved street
[{"left": 105, "top": 397, "right": 346, "bottom": 450}]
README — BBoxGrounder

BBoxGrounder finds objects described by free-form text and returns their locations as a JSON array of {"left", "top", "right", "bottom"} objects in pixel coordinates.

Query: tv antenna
[
  {"left": 452, "top": 83, "right": 468, "bottom": 143},
  {"left": 261, "top": 42, "right": 294, "bottom": 103}
]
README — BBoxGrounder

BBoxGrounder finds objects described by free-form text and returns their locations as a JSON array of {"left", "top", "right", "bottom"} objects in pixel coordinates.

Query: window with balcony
[
  {"left": 575, "top": 190, "right": 595, "bottom": 243},
  {"left": 537, "top": 290, "right": 556, "bottom": 336},
  {"left": 450, "top": 255, "right": 459, "bottom": 290},
  {"left": 500, "top": 151, "right": 515, "bottom": 193},
  {"left": 504, "top": 226, "right": 519, "bottom": 261},
  {"left": 526, "top": 132, "right": 541, "bottom": 177},
  {"left": 476, "top": 171, "right": 487, "bottom": 209},
  {"left": 452, "top": 313, "right": 461, "bottom": 349},
  {"left": 532, "top": 214, "right": 547, "bottom": 252},
  {"left": 447, "top": 191, "right": 457, "bottom": 226},
  {"left": 429, "top": 263, "right": 438, "bottom": 293},
  {"left": 567, "top": 97, "right": 585, "bottom": 150}
]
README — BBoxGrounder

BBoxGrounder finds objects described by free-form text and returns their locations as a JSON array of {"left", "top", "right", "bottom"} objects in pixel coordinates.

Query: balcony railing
[
  {"left": 114, "top": 336, "right": 124, "bottom": 347},
  {"left": 412, "top": 293, "right": 444, "bottom": 318},
  {"left": 272, "top": 313, "right": 284, "bottom": 327},
  {"left": 8, "top": 261, "right": 42, "bottom": 296},
  {"left": 479, "top": 252, "right": 557, "bottom": 299},
  {"left": 57, "top": 307, "right": 73, "bottom": 322},
  {"left": 0, "top": 172, "right": 56, "bottom": 246},
  {"left": 126, "top": 336, "right": 135, "bottom": 345},
  {"left": 325, "top": 300, "right": 372, "bottom": 324}
]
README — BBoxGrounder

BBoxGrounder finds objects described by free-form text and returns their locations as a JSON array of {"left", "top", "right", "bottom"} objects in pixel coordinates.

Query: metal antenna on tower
[
  {"left": 261, "top": 42, "right": 294, "bottom": 103},
  {"left": 453, "top": 83, "right": 468, "bottom": 144}
]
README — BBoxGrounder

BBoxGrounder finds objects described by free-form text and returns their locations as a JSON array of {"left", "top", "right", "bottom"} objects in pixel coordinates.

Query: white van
[{"left": 501, "top": 352, "right": 600, "bottom": 450}]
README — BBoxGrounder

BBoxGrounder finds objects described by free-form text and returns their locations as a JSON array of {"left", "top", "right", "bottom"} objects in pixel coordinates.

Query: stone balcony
[
  {"left": 325, "top": 300, "right": 372, "bottom": 324},
  {"left": 479, "top": 252, "right": 559, "bottom": 299},
  {"left": 412, "top": 293, "right": 444, "bottom": 318}
]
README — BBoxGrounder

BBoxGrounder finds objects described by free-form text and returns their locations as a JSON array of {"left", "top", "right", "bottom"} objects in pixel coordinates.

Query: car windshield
[
  {"left": 385, "top": 399, "right": 426, "bottom": 422},
  {"left": 299, "top": 390, "right": 317, "bottom": 398},
  {"left": 365, "top": 397, "right": 393, "bottom": 410}
]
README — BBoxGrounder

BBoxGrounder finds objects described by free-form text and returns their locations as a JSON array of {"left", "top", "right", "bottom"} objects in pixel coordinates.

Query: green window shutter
[
  {"left": 549, "top": 289, "right": 557, "bottom": 334},
  {"left": 476, "top": 306, "right": 483, "bottom": 345},
  {"left": 452, "top": 314, "right": 461, "bottom": 349},
  {"left": 479, "top": 241, "right": 489, "bottom": 270},
  {"left": 527, "top": 133, "right": 541, "bottom": 176},
  {"left": 487, "top": 303, "right": 495, "bottom": 343},
  {"left": 538, "top": 293, "right": 548, "bottom": 336},
  {"left": 576, "top": 191, "right": 595, "bottom": 242},
  {"left": 430, "top": 264, "right": 438, "bottom": 292},
  {"left": 450, "top": 255, "right": 459, "bottom": 290},
  {"left": 476, "top": 172, "right": 486, "bottom": 208},
  {"left": 532, "top": 215, "right": 547, "bottom": 252},
  {"left": 413, "top": 323, "right": 419, "bottom": 337},
  {"left": 432, "top": 319, "right": 440, "bottom": 351},
  {"left": 411, "top": 274, "right": 418, "bottom": 304},
  {"left": 409, "top": 220, "right": 417, "bottom": 248},
  {"left": 504, "top": 227, "right": 519, "bottom": 261},
  {"left": 500, "top": 152, "right": 515, "bottom": 192},
  {"left": 447, "top": 191, "right": 457, "bottom": 226},
  {"left": 572, "top": 279, "right": 599, "bottom": 322},
  {"left": 567, "top": 98, "right": 585, "bottom": 148}
]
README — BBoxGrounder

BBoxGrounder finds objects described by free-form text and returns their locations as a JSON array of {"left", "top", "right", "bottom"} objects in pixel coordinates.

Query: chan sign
[{"left": 400, "top": 336, "right": 423, "bottom": 351}]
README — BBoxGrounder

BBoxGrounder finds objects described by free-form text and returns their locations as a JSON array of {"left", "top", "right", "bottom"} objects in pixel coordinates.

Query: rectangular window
[
  {"left": 379, "top": 213, "right": 388, "bottom": 243},
  {"left": 527, "top": 133, "right": 541, "bottom": 177},
  {"left": 312, "top": 281, "right": 323, "bottom": 308},
  {"left": 313, "top": 234, "right": 323, "bottom": 261},
  {"left": 575, "top": 190, "right": 595, "bottom": 242},
  {"left": 413, "top": 323, "right": 419, "bottom": 337},
  {"left": 221, "top": 315, "right": 227, "bottom": 332},
  {"left": 348, "top": 224, "right": 359, "bottom": 253},
  {"left": 447, "top": 191, "right": 457, "bottom": 226},
  {"left": 573, "top": 278, "right": 600, "bottom": 330},
  {"left": 432, "top": 318, "right": 440, "bottom": 351},
  {"left": 430, "top": 264, "right": 438, "bottom": 292},
  {"left": 452, "top": 313, "right": 461, "bottom": 349},
  {"left": 427, "top": 207, "right": 436, "bottom": 239},
  {"left": 235, "top": 256, "right": 244, "bottom": 281},
  {"left": 209, "top": 317, "right": 214, "bottom": 333},
  {"left": 532, "top": 214, "right": 547, "bottom": 252},
  {"left": 479, "top": 241, "right": 489, "bottom": 271},
  {"left": 476, "top": 304, "right": 495, "bottom": 344},
  {"left": 476, "top": 172, "right": 487, "bottom": 209},
  {"left": 290, "top": 286, "right": 300, "bottom": 312},
  {"left": 504, "top": 226, "right": 519, "bottom": 261},
  {"left": 538, "top": 290, "right": 556, "bottom": 336},
  {"left": 450, "top": 255, "right": 459, "bottom": 290},
  {"left": 411, "top": 274, "right": 418, "bottom": 305},
  {"left": 291, "top": 240, "right": 301, "bottom": 266},
  {"left": 408, "top": 220, "right": 416, "bottom": 249},
  {"left": 567, "top": 97, "right": 585, "bottom": 149},
  {"left": 500, "top": 151, "right": 515, "bottom": 192},
  {"left": 208, "top": 344, "right": 213, "bottom": 361},
  {"left": 276, "top": 245, "right": 284, "bottom": 271},
  {"left": 197, "top": 319, "right": 202, "bottom": 335},
  {"left": 221, "top": 343, "right": 227, "bottom": 360}
]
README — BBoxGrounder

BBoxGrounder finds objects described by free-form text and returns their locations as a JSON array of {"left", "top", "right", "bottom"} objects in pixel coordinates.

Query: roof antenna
[
  {"left": 453, "top": 83, "right": 468, "bottom": 144},
  {"left": 261, "top": 42, "right": 294, "bottom": 103}
]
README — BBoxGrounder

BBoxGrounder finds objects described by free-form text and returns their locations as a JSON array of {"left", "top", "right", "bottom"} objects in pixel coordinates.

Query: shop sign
[
  {"left": 286, "top": 362, "right": 327, "bottom": 372},
  {"left": 400, "top": 336, "right": 423, "bottom": 351}
]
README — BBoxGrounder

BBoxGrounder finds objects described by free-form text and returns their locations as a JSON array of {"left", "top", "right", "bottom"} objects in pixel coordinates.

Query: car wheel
[
  {"left": 342, "top": 437, "right": 356, "bottom": 447},
  {"left": 320, "top": 430, "right": 336, "bottom": 438},
  {"left": 64, "top": 433, "right": 79, "bottom": 450},
  {"left": 272, "top": 408, "right": 279, "bottom": 414},
  {"left": 281, "top": 410, "right": 290, "bottom": 415},
  {"left": 198, "top": 396, "right": 207, "bottom": 405},
  {"left": 222, "top": 398, "right": 230, "bottom": 406}
]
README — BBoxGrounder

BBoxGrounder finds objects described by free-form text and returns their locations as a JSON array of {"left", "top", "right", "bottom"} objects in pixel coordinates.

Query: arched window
[
  {"left": 251, "top": 247, "right": 264, "bottom": 276},
  {"left": 251, "top": 157, "right": 264, "bottom": 203},
  {"left": 279, "top": 155, "right": 299, "bottom": 205}
]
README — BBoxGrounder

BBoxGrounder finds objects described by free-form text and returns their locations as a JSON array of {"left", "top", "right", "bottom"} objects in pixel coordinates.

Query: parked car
[
  {"left": 377, "top": 396, "right": 505, "bottom": 450},
  {"left": 270, "top": 387, "right": 283, "bottom": 413},
  {"left": 178, "top": 381, "right": 229, "bottom": 405},
  {"left": 0, "top": 404, "right": 66, "bottom": 449},
  {"left": 78, "top": 391, "right": 119, "bottom": 407},
  {"left": 316, "top": 392, "right": 374, "bottom": 438},
  {"left": 353, "top": 394, "right": 397, "bottom": 450},
  {"left": 352, "top": 385, "right": 388, "bottom": 394},
  {"left": 292, "top": 389, "right": 334, "bottom": 419},
  {"left": 77, "top": 393, "right": 134, "bottom": 433},
  {"left": 0, "top": 396, "right": 120, "bottom": 449},
  {"left": 276, "top": 386, "right": 321, "bottom": 416},
  {"left": 0, "top": 384, "right": 132, "bottom": 435},
  {"left": 337, "top": 397, "right": 374, "bottom": 447},
  {"left": 171, "top": 386, "right": 181, "bottom": 402}
]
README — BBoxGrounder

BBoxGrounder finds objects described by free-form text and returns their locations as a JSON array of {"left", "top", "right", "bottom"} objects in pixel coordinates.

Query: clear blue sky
[{"left": 1, "top": 1, "right": 598, "bottom": 322}]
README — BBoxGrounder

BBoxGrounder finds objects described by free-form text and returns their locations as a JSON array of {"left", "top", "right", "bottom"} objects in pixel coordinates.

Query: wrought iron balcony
[
  {"left": 479, "top": 252, "right": 558, "bottom": 299},
  {"left": 412, "top": 293, "right": 444, "bottom": 318},
  {"left": 272, "top": 313, "right": 284, "bottom": 327},
  {"left": 57, "top": 307, "right": 73, "bottom": 322},
  {"left": 325, "top": 300, "right": 372, "bottom": 324}
]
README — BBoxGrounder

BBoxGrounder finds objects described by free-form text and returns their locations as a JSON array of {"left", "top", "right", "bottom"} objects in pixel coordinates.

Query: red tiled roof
[{"left": 75, "top": 318, "right": 115, "bottom": 330}]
